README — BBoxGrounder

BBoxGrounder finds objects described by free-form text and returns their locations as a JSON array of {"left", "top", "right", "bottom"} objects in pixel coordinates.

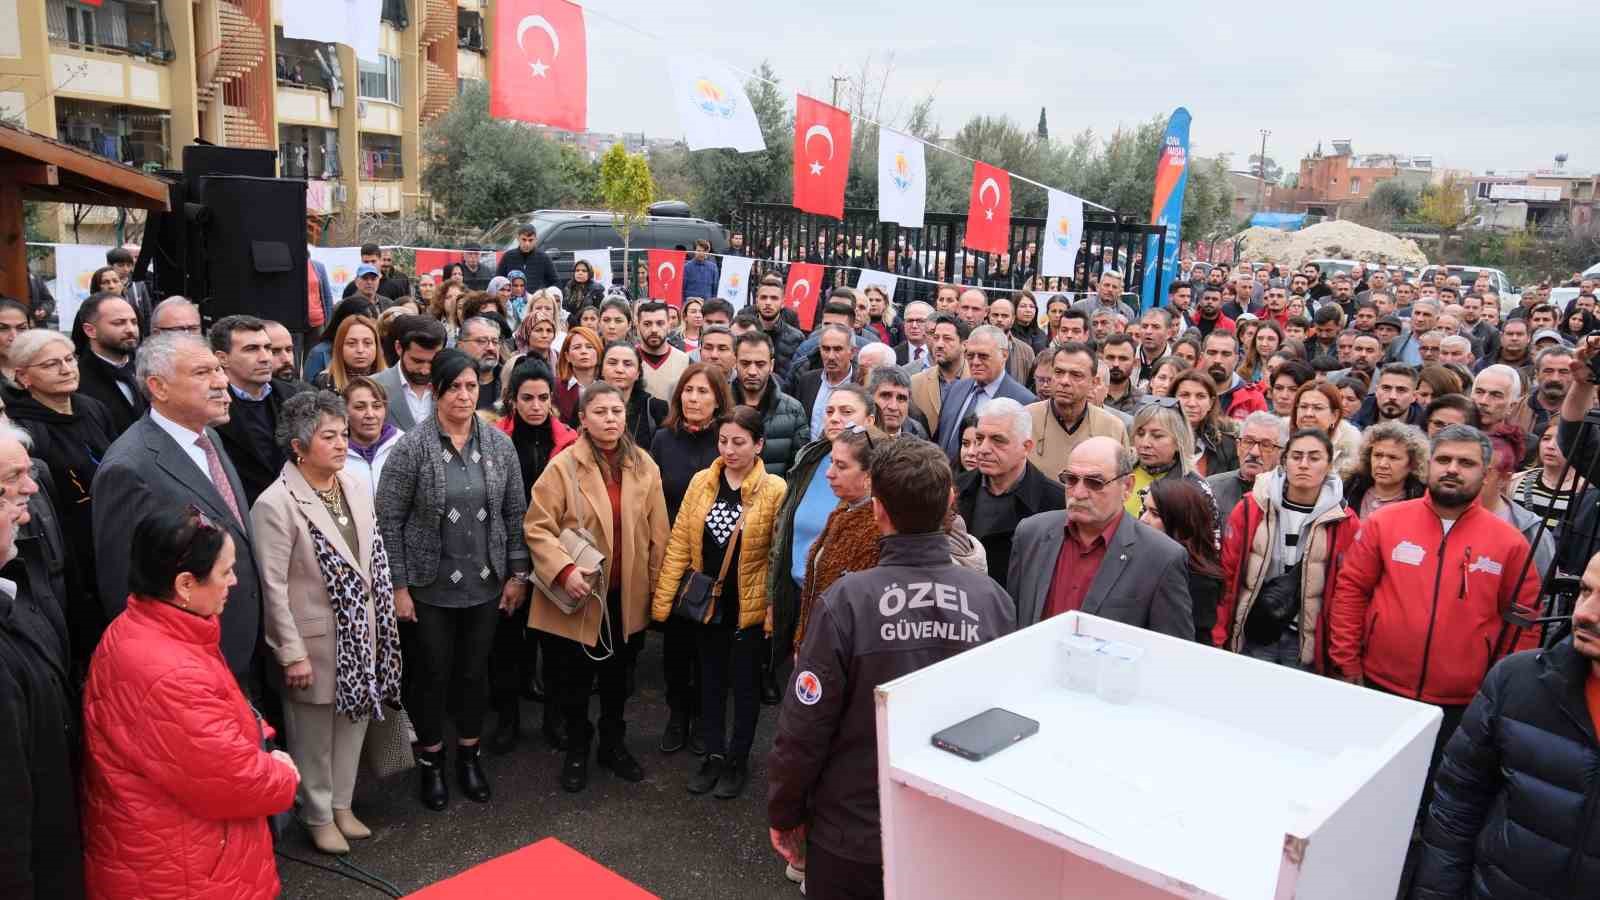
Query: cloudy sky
[{"left": 567, "top": 0, "right": 1597, "bottom": 178}]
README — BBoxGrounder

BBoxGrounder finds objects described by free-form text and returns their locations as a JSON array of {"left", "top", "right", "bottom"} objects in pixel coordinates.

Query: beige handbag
[{"left": 529, "top": 452, "right": 614, "bottom": 659}]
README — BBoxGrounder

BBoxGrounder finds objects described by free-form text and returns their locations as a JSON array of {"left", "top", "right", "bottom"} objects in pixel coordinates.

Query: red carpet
[{"left": 405, "top": 837, "right": 657, "bottom": 899}]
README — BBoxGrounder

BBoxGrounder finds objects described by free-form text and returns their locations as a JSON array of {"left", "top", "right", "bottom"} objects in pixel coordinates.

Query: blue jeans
[{"left": 1242, "top": 629, "right": 1305, "bottom": 669}]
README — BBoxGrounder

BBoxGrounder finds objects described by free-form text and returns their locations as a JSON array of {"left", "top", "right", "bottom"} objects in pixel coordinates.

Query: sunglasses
[
  {"left": 1057, "top": 469, "right": 1130, "bottom": 492},
  {"left": 843, "top": 421, "right": 875, "bottom": 449}
]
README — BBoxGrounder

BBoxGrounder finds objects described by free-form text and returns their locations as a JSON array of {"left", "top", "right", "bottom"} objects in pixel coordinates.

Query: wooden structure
[{"left": 0, "top": 122, "right": 172, "bottom": 303}]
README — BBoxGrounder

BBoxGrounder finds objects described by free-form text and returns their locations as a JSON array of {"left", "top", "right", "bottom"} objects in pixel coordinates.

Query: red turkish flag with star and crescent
[
  {"left": 963, "top": 161, "right": 1011, "bottom": 255},
  {"left": 489, "top": 0, "right": 587, "bottom": 131},
  {"left": 648, "top": 249, "right": 686, "bottom": 307},
  {"left": 792, "top": 95, "right": 851, "bottom": 219},
  {"left": 783, "top": 262, "right": 824, "bottom": 330}
]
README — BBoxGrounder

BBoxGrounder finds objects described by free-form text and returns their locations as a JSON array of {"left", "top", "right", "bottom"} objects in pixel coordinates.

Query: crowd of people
[{"left": 4, "top": 230, "right": 1600, "bottom": 900}]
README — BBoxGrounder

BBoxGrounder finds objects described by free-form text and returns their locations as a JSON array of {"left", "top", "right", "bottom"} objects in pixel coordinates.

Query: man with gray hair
[
  {"left": 794, "top": 323, "right": 858, "bottom": 439},
  {"left": 955, "top": 396, "right": 1064, "bottom": 584},
  {"left": 1328, "top": 423, "right": 1543, "bottom": 815},
  {"left": 456, "top": 316, "right": 505, "bottom": 411},
  {"left": 1073, "top": 268, "right": 1137, "bottom": 322},
  {"left": 1471, "top": 364, "right": 1523, "bottom": 429},
  {"left": 855, "top": 342, "right": 896, "bottom": 388},
  {"left": 892, "top": 300, "right": 934, "bottom": 371},
  {"left": 149, "top": 295, "right": 202, "bottom": 335},
  {"left": 1439, "top": 334, "right": 1475, "bottom": 367},
  {"left": 867, "top": 366, "right": 927, "bottom": 440},
  {"left": 1205, "top": 412, "right": 1288, "bottom": 533},
  {"left": 935, "top": 324, "right": 1035, "bottom": 463},
  {"left": 1389, "top": 298, "right": 1442, "bottom": 366},
  {"left": 91, "top": 331, "right": 264, "bottom": 680}
]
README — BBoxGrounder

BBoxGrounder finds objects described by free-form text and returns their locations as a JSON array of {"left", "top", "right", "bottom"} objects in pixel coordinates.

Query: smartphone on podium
[{"left": 931, "top": 707, "right": 1039, "bottom": 761}]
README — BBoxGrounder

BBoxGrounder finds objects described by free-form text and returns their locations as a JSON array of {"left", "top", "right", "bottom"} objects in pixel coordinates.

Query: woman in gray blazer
[{"left": 376, "top": 350, "right": 531, "bottom": 812}]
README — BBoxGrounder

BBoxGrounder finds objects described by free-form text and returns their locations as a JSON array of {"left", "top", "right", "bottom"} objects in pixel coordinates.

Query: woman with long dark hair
[
  {"left": 1139, "top": 478, "right": 1225, "bottom": 644},
  {"left": 1012, "top": 290, "right": 1049, "bottom": 353},
  {"left": 1170, "top": 370, "right": 1238, "bottom": 476},
  {"left": 600, "top": 342, "right": 667, "bottom": 449}
]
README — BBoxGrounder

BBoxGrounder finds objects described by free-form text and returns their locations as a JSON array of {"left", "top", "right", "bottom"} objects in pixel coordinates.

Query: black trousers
[
  {"left": 548, "top": 591, "right": 642, "bottom": 749},
  {"left": 410, "top": 601, "right": 499, "bottom": 748},
  {"left": 662, "top": 616, "right": 700, "bottom": 720},
  {"left": 697, "top": 624, "right": 762, "bottom": 758},
  {"left": 488, "top": 609, "right": 536, "bottom": 713},
  {"left": 805, "top": 842, "right": 883, "bottom": 900}
]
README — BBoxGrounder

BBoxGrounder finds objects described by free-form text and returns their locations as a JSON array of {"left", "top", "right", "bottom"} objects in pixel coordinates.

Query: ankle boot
[
  {"left": 488, "top": 703, "right": 520, "bottom": 756},
  {"left": 416, "top": 747, "right": 449, "bottom": 811},
  {"left": 456, "top": 744, "right": 491, "bottom": 802},
  {"left": 561, "top": 724, "right": 592, "bottom": 792}
]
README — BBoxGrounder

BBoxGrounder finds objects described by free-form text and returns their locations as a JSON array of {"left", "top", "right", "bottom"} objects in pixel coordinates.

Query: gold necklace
[{"left": 314, "top": 481, "right": 350, "bottom": 526}]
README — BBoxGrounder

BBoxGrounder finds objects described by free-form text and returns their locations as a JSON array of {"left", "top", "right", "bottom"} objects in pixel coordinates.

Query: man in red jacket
[{"left": 1327, "top": 423, "right": 1542, "bottom": 806}]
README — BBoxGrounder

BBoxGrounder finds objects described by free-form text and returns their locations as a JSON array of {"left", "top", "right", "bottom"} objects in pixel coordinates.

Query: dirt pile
[{"left": 1236, "top": 221, "right": 1429, "bottom": 269}]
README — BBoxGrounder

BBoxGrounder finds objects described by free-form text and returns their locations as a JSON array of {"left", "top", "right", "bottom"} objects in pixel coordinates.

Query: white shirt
[
  {"left": 401, "top": 381, "right": 433, "bottom": 425},
  {"left": 150, "top": 408, "right": 214, "bottom": 486},
  {"left": 94, "top": 351, "right": 135, "bottom": 405}
]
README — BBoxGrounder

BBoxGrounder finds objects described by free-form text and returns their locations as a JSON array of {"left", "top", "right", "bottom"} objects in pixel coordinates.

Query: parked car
[
  {"left": 1418, "top": 265, "right": 1521, "bottom": 314},
  {"left": 480, "top": 204, "right": 729, "bottom": 289}
]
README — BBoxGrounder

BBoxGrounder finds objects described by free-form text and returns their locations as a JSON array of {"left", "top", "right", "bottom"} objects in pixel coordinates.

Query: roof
[{"left": 0, "top": 120, "right": 171, "bottom": 210}]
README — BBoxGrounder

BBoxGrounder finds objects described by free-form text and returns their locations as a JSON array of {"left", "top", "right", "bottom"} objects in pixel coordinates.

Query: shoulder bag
[
  {"left": 673, "top": 514, "right": 745, "bottom": 625},
  {"left": 1243, "top": 552, "right": 1304, "bottom": 647},
  {"left": 528, "top": 452, "right": 613, "bottom": 659}
]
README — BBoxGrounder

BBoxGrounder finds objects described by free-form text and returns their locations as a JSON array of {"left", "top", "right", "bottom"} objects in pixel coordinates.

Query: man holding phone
[{"left": 767, "top": 437, "right": 1015, "bottom": 899}]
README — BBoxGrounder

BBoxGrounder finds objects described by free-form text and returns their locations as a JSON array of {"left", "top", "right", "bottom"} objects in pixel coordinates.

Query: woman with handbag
[
  {"left": 525, "top": 381, "right": 670, "bottom": 793},
  {"left": 375, "top": 350, "right": 532, "bottom": 811},
  {"left": 252, "top": 391, "right": 402, "bottom": 855},
  {"left": 651, "top": 406, "right": 787, "bottom": 798},
  {"left": 1215, "top": 428, "right": 1358, "bottom": 670}
]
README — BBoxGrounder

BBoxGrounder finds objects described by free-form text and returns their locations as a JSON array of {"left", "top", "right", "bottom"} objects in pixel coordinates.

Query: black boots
[
  {"left": 660, "top": 712, "right": 688, "bottom": 754},
  {"left": 596, "top": 721, "right": 645, "bottom": 783},
  {"left": 416, "top": 747, "right": 448, "bottom": 811},
  {"left": 456, "top": 744, "right": 491, "bottom": 803},
  {"left": 561, "top": 725, "right": 592, "bottom": 793},
  {"left": 542, "top": 706, "right": 569, "bottom": 751},
  {"left": 688, "top": 754, "right": 724, "bottom": 794},
  {"left": 713, "top": 756, "right": 748, "bottom": 800},
  {"left": 488, "top": 703, "right": 520, "bottom": 756}
]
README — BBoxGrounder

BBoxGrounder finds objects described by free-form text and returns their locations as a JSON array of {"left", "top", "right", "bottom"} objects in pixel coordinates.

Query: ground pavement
[{"left": 278, "top": 633, "right": 802, "bottom": 900}]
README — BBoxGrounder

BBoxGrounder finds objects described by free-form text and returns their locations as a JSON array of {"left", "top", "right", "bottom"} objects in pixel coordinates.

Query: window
[
  {"left": 1350, "top": 177, "right": 1361, "bottom": 195},
  {"left": 357, "top": 55, "right": 400, "bottom": 104},
  {"left": 46, "top": 0, "right": 172, "bottom": 59}
]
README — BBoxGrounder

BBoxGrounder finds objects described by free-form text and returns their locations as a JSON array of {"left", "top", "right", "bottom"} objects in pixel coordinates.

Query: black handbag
[
  {"left": 673, "top": 516, "right": 745, "bottom": 625},
  {"left": 251, "top": 705, "right": 294, "bottom": 843},
  {"left": 1243, "top": 558, "right": 1304, "bottom": 646}
]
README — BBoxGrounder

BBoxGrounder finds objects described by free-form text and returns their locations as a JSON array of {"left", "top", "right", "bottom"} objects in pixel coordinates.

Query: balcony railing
[{"left": 46, "top": 0, "right": 174, "bottom": 62}]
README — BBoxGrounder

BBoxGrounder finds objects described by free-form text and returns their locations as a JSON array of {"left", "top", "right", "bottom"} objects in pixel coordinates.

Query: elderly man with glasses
[
  {"left": 1006, "top": 435, "right": 1193, "bottom": 637},
  {"left": 1205, "top": 412, "right": 1288, "bottom": 533}
]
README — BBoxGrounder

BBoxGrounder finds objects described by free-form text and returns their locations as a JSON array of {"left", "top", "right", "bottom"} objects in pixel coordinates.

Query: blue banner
[{"left": 1140, "top": 108, "right": 1192, "bottom": 312}]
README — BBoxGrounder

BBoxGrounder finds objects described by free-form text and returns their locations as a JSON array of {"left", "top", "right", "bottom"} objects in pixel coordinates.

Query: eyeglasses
[
  {"left": 1057, "top": 469, "right": 1130, "bottom": 492},
  {"left": 25, "top": 354, "right": 78, "bottom": 374},
  {"left": 1237, "top": 437, "right": 1283, "bottom": 453}
]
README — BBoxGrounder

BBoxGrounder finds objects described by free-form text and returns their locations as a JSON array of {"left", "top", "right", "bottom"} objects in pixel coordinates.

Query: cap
[
  {"left": 1532, "top": 328, "right": 1568, "bottom": 346},
  {"left": 355, "top": 264, "right": 380, "bottom": 278},
  {"left": 1235, "top": 312, "right": 1258, "bottom": 322},
  {"left": 1375, "top": 315, "right": 1402, "bottom": 330},
  {"left": 507, "top": 269, "right": 527, "bottom": 281}
]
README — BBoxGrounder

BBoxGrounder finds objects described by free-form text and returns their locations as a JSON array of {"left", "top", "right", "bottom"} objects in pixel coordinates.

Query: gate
[{"left": 734, "top": 203, "right": 1166, "bottom": 310}]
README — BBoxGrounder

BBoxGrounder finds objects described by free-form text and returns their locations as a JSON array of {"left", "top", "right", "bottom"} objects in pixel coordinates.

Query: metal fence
[{"left": 734, "top": 202, "right": 1166, "bottom": 306}]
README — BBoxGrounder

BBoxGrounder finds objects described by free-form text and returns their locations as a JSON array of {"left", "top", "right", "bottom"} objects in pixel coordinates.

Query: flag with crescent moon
[
  {"left": 667, "top": 57, "right": 766, "bottom": 153},
  {"left": 877, "top": 128, "right": 926, "bottom": 229},
  {"left": 716, "top": 255, "right": 756, "bottom": 309},
  {"left": 1039, "top": 189, "right": 1085, "bottom": 278},
  {"left": 792, "top": 95, "right": 851, "bottom": 219},
  {"left": 489, "top": 0, "right": 587, "bottom": 131},
  {"left": 963, "top": 161, "right": 1011, "bottom": 256},
  {"left": 783, "top": 262, "right": 824, "bottom": 330},
  {"left": 647, "top": 249, "right": 685, "bottom": 307}
]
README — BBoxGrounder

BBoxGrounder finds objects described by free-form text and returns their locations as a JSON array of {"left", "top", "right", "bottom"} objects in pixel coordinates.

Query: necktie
[{"left": 194, "top": 432, "right": 243, "bottom": 526}]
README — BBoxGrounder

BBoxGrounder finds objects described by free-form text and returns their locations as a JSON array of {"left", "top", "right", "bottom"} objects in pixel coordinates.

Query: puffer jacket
[
  {"left": 764, "top": 319, "right": 806, "bottom": 387},
  {"left": 1327, "top": 497, "right": 1542, "bottom": 705},
  {"left": 1413, "top": 638, "right": 1600, "bottom": 900},
  {"left": 1215, "top": 471, "right": 1358, "bottom": 670},
  {"left": 651, "top": 457, "right": 788, "bottom": 629},
  {"left": 795, "top": 500, "right": 880, "bottom": 650},
  {"left": 81, "top": 597, "right": 297, "bottom": 900},
  {"left": 738, "top": 377, "right": 809, "bottom": 479}
]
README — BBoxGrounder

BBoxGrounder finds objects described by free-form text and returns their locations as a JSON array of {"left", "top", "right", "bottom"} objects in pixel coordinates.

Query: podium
[{"left": 875, "top": 612, "right": 1441, "bottom": 899}]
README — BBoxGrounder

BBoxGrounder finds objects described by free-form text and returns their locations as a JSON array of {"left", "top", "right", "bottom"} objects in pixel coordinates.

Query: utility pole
[
  {"left": 830, "top": 69, "right": 849, "bottom": 108},
  {"left": 1256, "top": 129, "right": 1271, "bottom": 212}
]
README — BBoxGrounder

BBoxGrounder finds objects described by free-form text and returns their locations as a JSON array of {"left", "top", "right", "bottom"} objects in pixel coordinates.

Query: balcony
[
  {"left": 46, "top": 0, "right": 175, "bottom": 63},
  {"left": 55, "top": 97, "right": 171, "bottom": 168},
  {"left": 277, "top": 83, "right": 338, "bottom": 128},
  {"left": 50, "top": 46, "right": 173, "bottom": 109}
]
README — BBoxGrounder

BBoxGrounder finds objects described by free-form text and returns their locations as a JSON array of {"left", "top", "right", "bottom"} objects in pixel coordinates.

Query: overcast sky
[{"left": 569, "top": 0, "right": 1597, "bottom": 178}]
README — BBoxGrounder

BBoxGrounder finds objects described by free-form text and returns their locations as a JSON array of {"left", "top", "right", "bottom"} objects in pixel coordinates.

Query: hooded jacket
[
  {"left": 736, "top": 377, "right": 809, "bottom": 479},
  {"left": 1327, "top": 496, "right": 1543, "bottom": 705},
  {"left": 1216, "top": 470, "right": 1359, "bottom": 668}
]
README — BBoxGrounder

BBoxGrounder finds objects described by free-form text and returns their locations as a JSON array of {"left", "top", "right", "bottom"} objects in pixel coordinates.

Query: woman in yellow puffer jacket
[{"left": 652, "top": 406, "right": 788, "bottom": 799}]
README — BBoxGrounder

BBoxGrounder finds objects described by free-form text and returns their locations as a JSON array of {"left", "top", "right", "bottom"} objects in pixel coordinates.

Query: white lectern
[{"left": 876, "top": 612, "right": 1441, "bottom": 899}]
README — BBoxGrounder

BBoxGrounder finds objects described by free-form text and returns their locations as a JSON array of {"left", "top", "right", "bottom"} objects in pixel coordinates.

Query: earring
[{"left": 179, "top": 596, "right": 190, "bottom": 610}]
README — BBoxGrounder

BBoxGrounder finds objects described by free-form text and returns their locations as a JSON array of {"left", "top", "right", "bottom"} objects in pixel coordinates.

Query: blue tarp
[{"left": 1248, "top": 212, "right": 1308, "bottom": 230}]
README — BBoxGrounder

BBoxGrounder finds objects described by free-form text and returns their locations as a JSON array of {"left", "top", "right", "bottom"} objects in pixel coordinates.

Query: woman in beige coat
[
  {"left": 525, "top": 380, "right": 669, "bottom": 794},
  {"left": 252, "top": 391, "right": 402, "bottom": 856}
]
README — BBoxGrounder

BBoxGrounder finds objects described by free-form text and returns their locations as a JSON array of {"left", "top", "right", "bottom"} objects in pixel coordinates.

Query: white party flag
[
  {"left": 309, "top": 246, "right": 364, "bottom": 300},
  {"left": 855, "top": 268, "right": 899, "bottom": 304},
  {"left": 1040, "top": 189, "right": 1085, "bottom": 278},
  {"left": 877, "top": 128, "right": 926, "bottom": 229},
  {"left": 572, "top": 249, "right": 613, "bottom": 292},
  {"left": 667, "top": 57, "right": 766, "bottom": 153},
  {"left": 282, "top": 0, "right": 382, "bottom": 63},
  {"left": 48, "top": 243, "right": 113, "bottom": 336},
  {"left": 717, "top": 255, "right": 756, "bottom": 309}
]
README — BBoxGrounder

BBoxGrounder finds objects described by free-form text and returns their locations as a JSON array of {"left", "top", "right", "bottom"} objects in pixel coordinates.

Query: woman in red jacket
[{"left": 81, "top": 507, "right": 299, "bottom": 900}]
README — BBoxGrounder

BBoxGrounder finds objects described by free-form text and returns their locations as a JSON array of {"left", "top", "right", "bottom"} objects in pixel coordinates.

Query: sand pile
[{"left": 1236, "top": 221, "right": 1429, "bottom": 269}]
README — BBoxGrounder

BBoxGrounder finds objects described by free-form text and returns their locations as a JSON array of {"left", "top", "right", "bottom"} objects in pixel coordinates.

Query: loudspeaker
[
  {"left": 194, "top": 175, "right": 309, "bottom": 331},
  {"left": 182, "top": 145, "right": 276, "bottom": 182}
]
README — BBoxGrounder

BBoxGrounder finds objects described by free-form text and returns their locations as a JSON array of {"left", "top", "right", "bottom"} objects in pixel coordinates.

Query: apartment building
[{"left": 0, "top": 0, "right": 490, "bottom": 243}]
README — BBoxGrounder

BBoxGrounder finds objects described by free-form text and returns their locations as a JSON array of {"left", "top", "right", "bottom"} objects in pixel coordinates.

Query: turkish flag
[
  {"left": 648, "top": 249, "right": 685, "bottom": 307},
  {"left": 964, "top": 162, "right": 1011, "bottom": 255},
  {"left": 783, "top": 262, "right": 824, "bottom": 330},
  {"left": 489, "top": 0, "right": 587, "bottom": 131},
  {"left": 792, "top": 95, "right": 851, "bottom": 219}
]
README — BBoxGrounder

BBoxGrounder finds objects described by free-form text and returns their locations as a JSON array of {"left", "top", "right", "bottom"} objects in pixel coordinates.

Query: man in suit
[
  {"left": 793, "top": 323, "right": 858, "bottom": 440},
  {"left": 935, "top": 324, "right": 1035, "bottom": 463},
  {"left": 1007, "top": 437, "right": 1192, "bottom": 637},
  {"left": 72, "top": 293, "right": 146, "bottom": 438},
  {"left": 955, "top": 398, "right": 1064, "bottom": 584},
  {"left": 208, "top": 316, "right": 309, "bottom": 506},
  {"left": 92, "top": 332, "right": 263, "bottom": 679},
  {"left": 374, "top": 315, "right": 447, "bottom": 431},
  {"left": 892, "top": 300, "right": 934, "bottom": 372},
  {"left": 910, "top": 314, "right": 968, "bottom": 433}
]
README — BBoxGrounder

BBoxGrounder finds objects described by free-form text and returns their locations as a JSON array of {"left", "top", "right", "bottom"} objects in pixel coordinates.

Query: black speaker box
[
  {"left": 194, "top": 175, "right": 309, "bottom": 331},
  {"left": 182, "top": 145, "right": 276, "bottom": 183}
]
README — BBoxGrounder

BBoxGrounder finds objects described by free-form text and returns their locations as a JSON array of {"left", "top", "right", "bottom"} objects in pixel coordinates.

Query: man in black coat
[
  {"left": 1412, "top": 550, "right": 1600, "bottom": 900},
  {"left": 0, "top": 472, "right": 85, "bottom": 898},
  {"left": 207, "top": 316, "right": 309, "bottom": 505},
  {"left": 495, "top": 225, "right": 558, "bottom": 291},
  {"left": 732, "top": 331, "right": 808, "bottom": 478},
  {"left": 71, "top": 293, "right": 146, "bottom": 438},
  {"left": 954, "top": 397, "right": 1065, "bottom": 585}
]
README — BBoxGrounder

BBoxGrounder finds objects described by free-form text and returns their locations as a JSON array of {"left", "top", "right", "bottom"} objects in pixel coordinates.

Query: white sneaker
[{"left": 786, "top": 863, "right": 805, "bottom": 884}]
